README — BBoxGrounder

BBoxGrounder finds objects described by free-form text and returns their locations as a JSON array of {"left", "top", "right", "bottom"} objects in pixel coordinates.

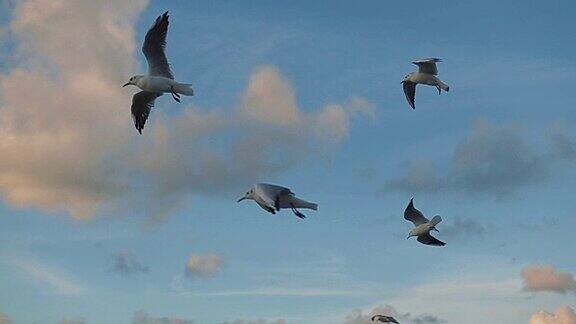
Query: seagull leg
[
  {"left": 290, "top": 204, "right": 306, "bottom": 219},
  {"left": 170, "top": 87, "right": 181, "bottom": 103},
  {"left": 433, "top": 227, "right": 439, "bottom": 232},
  {"left": 436, "top": 85, "right": 441, "bottom": 95}
]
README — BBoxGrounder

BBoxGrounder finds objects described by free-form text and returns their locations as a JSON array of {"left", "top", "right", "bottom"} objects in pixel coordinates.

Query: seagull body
[
  {"left": 401, "top": 58, "right": 450, "bottom": 109},
  {"left": 404, "top": 198, "right": 446, "bottom": 246},
  {"left": 237, "top": 183, "right": 318, "bottom": 219},
  {"left": 123, "top": 11, "right": 194, "bottom": 134},
  {"left": 371, "top": 315, "right": 400, "bottom": 323}
]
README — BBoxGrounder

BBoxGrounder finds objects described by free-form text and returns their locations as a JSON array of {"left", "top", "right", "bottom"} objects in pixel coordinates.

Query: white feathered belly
[{"left": 140, "top": 76, "right": 177, "bottom": 93}]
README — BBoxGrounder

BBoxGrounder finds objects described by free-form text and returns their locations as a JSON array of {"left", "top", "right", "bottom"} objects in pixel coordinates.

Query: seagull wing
[
  {"left": 417, "top": 233, "right": 446, "bottom": 246},
  {"left": 404, "top": 198, "right": 428, "bottom": 226},
  {"left": 412, "top": 58, "right": 441, "bottom": 75},
  {"left": 131, "top": 91, "right": 161, "bottom": 134},
  {"left": 402, "top": 81, "right": 416, "bottom": 109},
  {"left": 255, "top": 183, "right": 293, "bottom": 211},
  {"left": 142, "top": 11, "right": 174, "bottom": 79},
  {"left": 387, "top": 316, "right": 400, "bottom": 324}
]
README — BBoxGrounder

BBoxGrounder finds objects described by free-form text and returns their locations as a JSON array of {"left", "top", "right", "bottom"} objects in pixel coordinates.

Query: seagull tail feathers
[
  {"left": 173, "top": 83, "right": 194, "bottom": 96},
  {"left": 438, "top": 80, "right": 450, "bottom": 92},
  {"left": 429, "top": 215, "right": 442, "bottom": 227}
]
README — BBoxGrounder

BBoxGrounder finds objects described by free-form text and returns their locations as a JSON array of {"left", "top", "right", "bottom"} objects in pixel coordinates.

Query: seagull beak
[
  {"left": 237, "top": 197, "right": 246, "bottom": 203},
  {"left": 122, "top": 82, "right": 130, "bottom": 87}
]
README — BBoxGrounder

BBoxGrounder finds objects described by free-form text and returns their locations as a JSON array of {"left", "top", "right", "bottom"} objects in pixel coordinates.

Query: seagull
[
  {"left": 371, "top": 315, "right": 400, "bottom": 323},
  {"left": 237, "top": 183, "right": 318, "bottom": 219},
  {"left": 123, "top": 11, "right": 194, "bottom": 134},
  {"left": 404, "top": 198, "right": 446, "bottom": 246},
  {"left": 401, "top": 58, "right": 450, "bottom": 109}
]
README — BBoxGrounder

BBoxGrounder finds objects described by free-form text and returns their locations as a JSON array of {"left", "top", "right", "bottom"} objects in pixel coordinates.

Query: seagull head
[
  {"left": 237, "top": 188, "right": 255, "bottom": 203},
  {"left": 123, "top": 75, "right": 143, "bottom": 87},
  {"left": 407, "top": 229, "right": 416, "bottom": 239},
  {"left": 400, "top": 73, "right": 411, "bottom": 84}
]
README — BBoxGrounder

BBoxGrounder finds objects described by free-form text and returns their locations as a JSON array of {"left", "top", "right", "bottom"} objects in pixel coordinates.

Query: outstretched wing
[
  {"left": 371, "top": 315, "right": 399, "bottom": 323},
  {"left": 402, "top": 81, "right": 416, "bottom": 109},
  {"left": 255, "top": 183, "right": 293, "bottom": 210},
  {"left": 142, "top": 11, "right": 174, "bottom": 79},
  {"left": 131, "top": 91, "right": 161, "bottom": 134},
  {"left": 412, "top": 58, "right": 441, "bottom": 75},
  {"left": 404, "top": 198, "right": 428, "bottom": 226},
  {"left": 417, "top": 233, "right": 446, "bottom": 246}
]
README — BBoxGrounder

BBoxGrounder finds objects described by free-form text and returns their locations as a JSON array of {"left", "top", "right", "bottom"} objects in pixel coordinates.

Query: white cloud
[
  {"left": 522, "top": 265, "right": 576, "bottom": 294},
  {"left": 0, "top": 2, "right": 373, "bottom": 221},
  {"left": 185, "top": 254, "right": 223, "bottom": 278},
  {"left": 530, "top": 306, "right": 576, "bottom": 324}
]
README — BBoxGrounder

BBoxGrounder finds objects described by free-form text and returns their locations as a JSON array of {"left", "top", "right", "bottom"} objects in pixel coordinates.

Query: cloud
[
  {"left": 0, "top": 312, "right": 10, "bottom": 324},
  {"left": 222, "top": 319, "right": 286, "bottom": 324},
  {"left": 185, "top": 254, "right": 223, "bottom": 278},
  {"left": 132, "top": 310, "right": 193, "bottom": 324},
  {"left": 11, "top": 257, "right": 85, "bottom": 295},
  {"left": 385, "top": 119, "right": 570, "bottom": 197},
  {"left": 59, "top": 319, "right": 86, "bottom": 324},
  {"left": 344, "top": 305, "right": 445, "bottom": 324},
  {"left": 442, "top": 216, "right": 487, "bottom": 239},
  {"left": 0, "top": 2, "right": 373, "bottom": 221},
  {"left": 111, "top": 252, "right": 148, "bottom": 276},
  {"left": 522, "top": 265, "right": 576, "bottom": 294},
  {"left": 530, "top": 306, "right": 576, "bottom": 324}
]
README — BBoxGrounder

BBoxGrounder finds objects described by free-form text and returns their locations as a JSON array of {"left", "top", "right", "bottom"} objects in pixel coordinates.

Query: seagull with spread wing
[
  {"left": 372, "top": 315, "right": 400, "bottom": 323},
  {"left": 401, "top": 58, "right": 450, "bottom": 109},
  {"left": 123, "top": 11, "right": 194, "bottom": 134},
  {"left": 237, "top": 183, "right": 318, "bottom": 219},
  {"left": 404, "top": 198, "right": 446, "bottom": 246}
]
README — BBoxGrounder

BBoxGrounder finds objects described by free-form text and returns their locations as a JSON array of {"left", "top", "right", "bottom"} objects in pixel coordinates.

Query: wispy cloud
[
  {"left": 385, "top": 119, "right": 575, "bottom": 198},
  {"left": 9, "top": 257, "right": 85, "bottom": 295},
  {"left": 132, "top": 310, "right": 193, "bottom": 324},
  {"left": 111, "top": 252, "right": 149, "bottom": 277}
]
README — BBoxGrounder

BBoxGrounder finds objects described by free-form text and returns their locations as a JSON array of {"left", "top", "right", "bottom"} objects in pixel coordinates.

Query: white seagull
[
  {"left": 372, "top": 315, "right": 400, "bottom": 323},
  {"left": 237, "top": 183, "right": 318, "bottom": 219},
  {"left": 123, "top": 11, "right": 194, "bottom": 134},
  {"left": 404, "top": 198, "right": 446, "bottom": 246},
  {"left": 401, "top": 58, "right": 450, "bottom": 109}
]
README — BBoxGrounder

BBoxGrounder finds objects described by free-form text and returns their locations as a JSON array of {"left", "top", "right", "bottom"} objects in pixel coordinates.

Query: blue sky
[{"left": 1, "top": 1, "right": 576, "bottom": 323}]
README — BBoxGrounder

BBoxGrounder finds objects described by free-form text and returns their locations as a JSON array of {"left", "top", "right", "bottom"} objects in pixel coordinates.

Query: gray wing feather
[
  {"left": 131, "top": 91, "right": 161, "bottom": 134},
  {"left": 142, "top": 11, "right": 174, "bottom": 79},
  {"left": 404, "top": 198, "right": 428, "bottom": 226},
  {"left": 412, "top": 58, "right": 441, "bottom": 75},
  {"left": 417, "top": 233, "right": 446, "bottom": 246},
  {"left": 255, "top": 183, "right": 292, "bottom": 209}
]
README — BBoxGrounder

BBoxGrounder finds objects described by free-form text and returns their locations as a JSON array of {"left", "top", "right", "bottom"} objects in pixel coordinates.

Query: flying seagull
[
  {"left": 123, "top": 11, "right": 194, "bottom": 134},
  {"left": 404, "top": 198, "right": 446, "bottom": 246},
  {"left": 237, "top": 183, "right": 318, "bottom": 219},
  {"left": 372, "top": 315, "right": 400, "bottom": 323},
  {"left": 401, "top": 58, "right": 450, "bottom": 109}
]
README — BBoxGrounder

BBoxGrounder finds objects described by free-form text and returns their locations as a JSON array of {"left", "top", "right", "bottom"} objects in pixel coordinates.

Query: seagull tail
[
  {"left": 429, "top": 215, "right": 442, "bottom": 227},
  {"left": 438, "top": 80, "right": 450, "bottom": 92},
  {"left": 291, "top": 197, "right": 318, "bottom": 211},
  {"left": 173, "top": 83, "right": 194, "bottom": 96}
]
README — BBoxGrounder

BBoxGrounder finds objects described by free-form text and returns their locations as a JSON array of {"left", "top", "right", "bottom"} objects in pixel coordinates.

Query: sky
[{"left": 1, "top": 0, "right": 576, "bottom": 323}]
